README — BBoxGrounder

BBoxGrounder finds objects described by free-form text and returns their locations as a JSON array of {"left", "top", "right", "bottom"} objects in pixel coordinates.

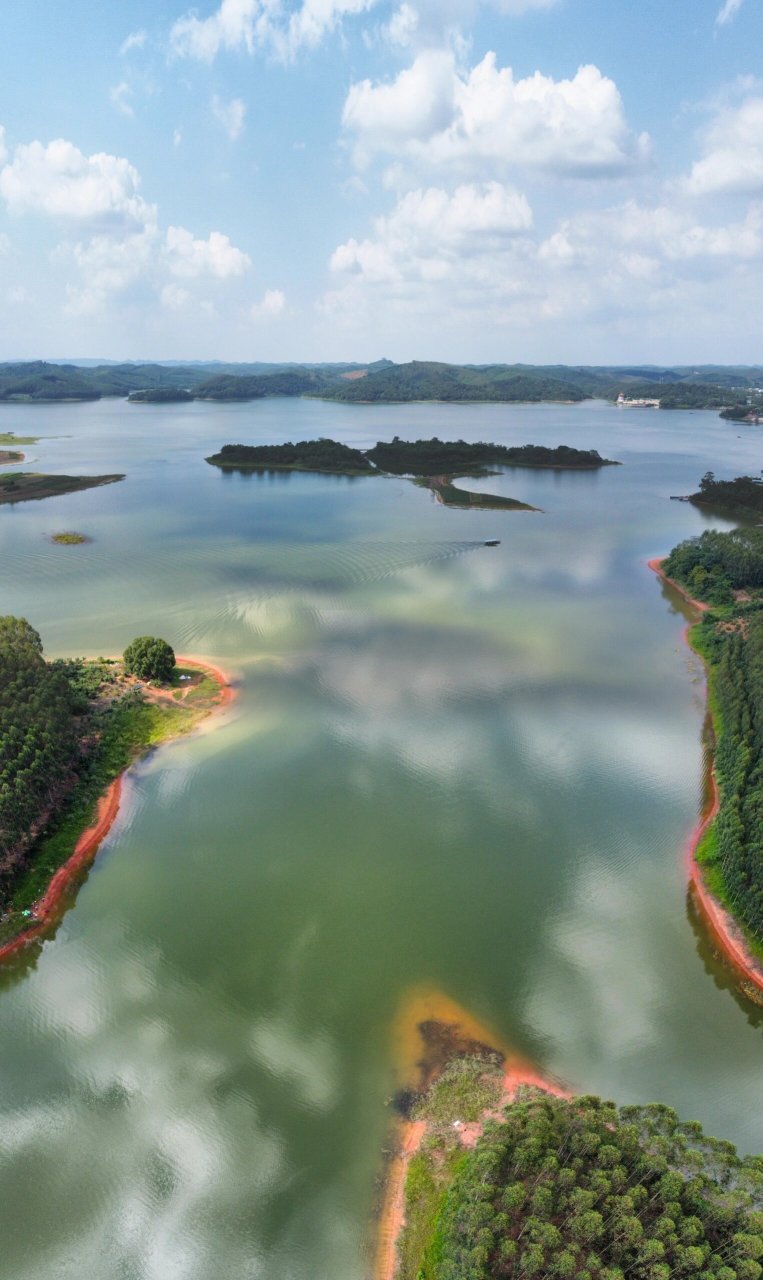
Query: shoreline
[
  {"left": 648, "top": 558, "right": 763, "bottom": 1002},
  {"left": 375, "top": 988, "right": 568, "bottom": 1280},
  {"left": 0, "top": 655, "right": 236, "bottom": 965}
]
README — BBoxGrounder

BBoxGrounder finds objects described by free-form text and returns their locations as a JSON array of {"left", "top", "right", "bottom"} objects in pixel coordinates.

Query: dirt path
[
  {"left": 0, "top": 656, "right": 236, "bottom": 965},
  {"left": 649, "top": 558, "right": 763, "bottom": 1001}
]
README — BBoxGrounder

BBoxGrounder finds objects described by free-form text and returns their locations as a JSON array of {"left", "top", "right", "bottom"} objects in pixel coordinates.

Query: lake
[{"left": 0, "top": 396, "right": 761, "bottom": 1280}]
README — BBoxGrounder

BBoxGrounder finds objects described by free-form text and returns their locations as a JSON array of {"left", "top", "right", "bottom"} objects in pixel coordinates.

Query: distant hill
[
  {"left": 315, "top": 361, "right": 589, "bottom": 404},
  {"left": 0, "top": 362, "right": 101, "bottom": 402},
  {"left": 1, "top": 359, "right": 762, "bottom": 408}
]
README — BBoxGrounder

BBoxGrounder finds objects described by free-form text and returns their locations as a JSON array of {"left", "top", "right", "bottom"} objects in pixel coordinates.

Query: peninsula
[
  {"left": 378, "top": 989, "right": 763, "bottom": 1280},
  {"left": 0, "top": 472, "right": 124, "bottom": 505},
  {"left": 651, "top": 516, "right": 763, "bottom": 1001},
  {"left": 0, "top": 619, "right": 234, "bottom": 960}
]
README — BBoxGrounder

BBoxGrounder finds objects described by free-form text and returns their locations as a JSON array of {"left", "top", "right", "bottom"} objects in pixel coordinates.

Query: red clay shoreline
[
  {"left": 375, "top": 989, "right": 570, "bottom": 1280},
  {"left": 648, "top": 558, "right": 763, "bottom": 1001},
  {"left": 0, "top": 655, "right": 236, "bottom": 965}
]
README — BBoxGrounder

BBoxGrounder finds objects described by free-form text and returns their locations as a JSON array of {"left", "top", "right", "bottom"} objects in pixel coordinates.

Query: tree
[{"left": 123, "top": 636, "right": 176, "bottom": 683}]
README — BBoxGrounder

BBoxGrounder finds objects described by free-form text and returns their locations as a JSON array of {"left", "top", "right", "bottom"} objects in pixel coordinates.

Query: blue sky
[{"left": 0, "top": 0, "right": 761, "bottom": 362}]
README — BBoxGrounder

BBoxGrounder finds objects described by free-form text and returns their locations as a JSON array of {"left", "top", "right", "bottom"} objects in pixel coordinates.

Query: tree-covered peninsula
[
  {"left": 398, "top": 1065, "right": 763, "bottom": 1280},
  {"left": 0, "top": 618, "right": 228, "bottom": 948},
  {"left": 661, "top": 525, "right": 763, "bottom": 951},
  {"left": 688, "top": 473, "right": 763, "bottom": 520}
]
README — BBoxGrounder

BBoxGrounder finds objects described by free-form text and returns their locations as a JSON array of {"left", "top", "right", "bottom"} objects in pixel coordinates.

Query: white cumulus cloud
[
  {"left": 0, "top": 139, "right": 155, "bottom": 231},
  {"left": 684, "top": 95, "right": 763, "bottom": 196},
  {"left": 331, "top": 181, "right": 532, "bottom": 283},
  {"left": 165, "top": 225, "right": 252, "bottom": 277},
  {"left": 343, "top": 53, "right": 649, "bottom": 179}
]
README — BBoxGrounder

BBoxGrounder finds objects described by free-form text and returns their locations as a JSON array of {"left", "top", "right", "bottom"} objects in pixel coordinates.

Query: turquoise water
[{"left": 0, "top": 397, "right": 761, "bottom": 1279}]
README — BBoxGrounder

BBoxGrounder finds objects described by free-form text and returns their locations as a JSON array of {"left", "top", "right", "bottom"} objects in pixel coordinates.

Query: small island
[
  {"left": 0, "top": 472, "right": 124, "bottom": 505},
  {"left": 0, "top": 621, "right": 234, "bottom": 960},
  {"left": 379, "top": 991, "right": 763, "bottom": 1280},
  {"left": 651, "top": 519, "right": 763, "bottom": 1001},
  {"left": 49, "top": 531, "right": 91, "bottom": 545},
  {"left": 128, "top": 388, "right": 195, "bottom": 403},
  {"left": 206, "top": 439, "right": 375, "bottom": 474},
  {"left": 206, "top": 437, "right": 617, "bottom": 512},
  {"left": 365, "top": 438, "right": 618, "bottom": 475},
  {"left": 687, "top": 471, "right": 763, "bottom": 519},
  {"left": 0, "top": 450, "right": 23, "bottom": 464}
]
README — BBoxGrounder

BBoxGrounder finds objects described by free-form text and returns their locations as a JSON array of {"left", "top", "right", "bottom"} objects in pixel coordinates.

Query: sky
[{"left": 0, "top": 0, "right": 761, "bottom": 363}]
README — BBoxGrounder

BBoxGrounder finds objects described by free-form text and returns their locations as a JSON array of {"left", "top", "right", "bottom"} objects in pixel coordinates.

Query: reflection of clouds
[
  {"left": 516, "top": 703, "right": 700, "bottom": 800},
  {"left": 249, "top": 1016, "right": 340, "bottom": 1114},
  {"left": 0, "top": 936, "right": 291, "bottom": 1280},
  {"left": 525, "top": 855, "right": 669, "bottom": 1063}
]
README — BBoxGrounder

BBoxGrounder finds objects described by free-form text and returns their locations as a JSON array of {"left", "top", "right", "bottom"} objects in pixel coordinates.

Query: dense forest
[
  {"left": 403, "top": 1078, "right": 763, "bottom": 1280},
  {"left": 205, "top": 439, "right": 374, "bottom": 472},
  {"left": 663, "top": 525, "right": 763, "bottom": 941},
  {"left": 689, "top": 473, "right": 763, "bottom": 519},
  {"left": 367, "top": 438, "right": 616, "bottom": 475},
  {"left": 316, "top": 362, "right": 589, "bottom": 404},
  {"left": 194, "top": 370, "right": 325, "bottom": 400},
  {"left": 0, "top": 617, "right": 80, "bottom": 900}
]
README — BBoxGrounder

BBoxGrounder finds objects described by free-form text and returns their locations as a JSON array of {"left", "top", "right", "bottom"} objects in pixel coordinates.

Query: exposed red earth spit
[
  {"left": 0, "top": 656, "right": 236, "bottom": 965},
  {"left": 375, "top": 987, "right": 569, "bottom": 1280},
  {"left": 648, "top": 558, "right": 763, "bottom": 1002}
]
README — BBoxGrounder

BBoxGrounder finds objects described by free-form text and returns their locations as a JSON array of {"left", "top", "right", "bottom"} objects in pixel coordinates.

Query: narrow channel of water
[{"left": 0, "top": 398, "right": 760, "bottom": 1280}]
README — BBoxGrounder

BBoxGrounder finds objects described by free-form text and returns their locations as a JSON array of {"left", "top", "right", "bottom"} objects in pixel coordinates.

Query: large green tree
[{"left": 123, "top": 636, "right": 176, "bottom": 683}]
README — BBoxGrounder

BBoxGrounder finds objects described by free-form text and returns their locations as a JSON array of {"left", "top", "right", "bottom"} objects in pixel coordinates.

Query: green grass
[
  {"left": 396, "top": 1056, "right": 506, "bottom": 1278},
  {"left": 400, "top": 1149, "right": 467, "bottom": 1280},
  {"left": 413, "top": 1056, "right": 504, "bottom": 1126},
  {"left": 0, "top": 432, "right": 39, "bottom": 445}
]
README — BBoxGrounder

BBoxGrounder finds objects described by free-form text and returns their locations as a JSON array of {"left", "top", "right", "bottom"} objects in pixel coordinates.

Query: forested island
[
  {"left": 127, "top": 388, "right": 194, "bottom": 404},
  {"left": 0, "top": 472, "right": 124, "bottom": 505},
  {"left": 366, "top": 439, "right": 617, "bottom": 475},
  {"left": 3, "top": 359, "right": 763, "bottom": 408},
  {"left": 394, "top": 1059, "right": 763, "bottom": 1280},
  {"left": 206, "top": 437, "right": 616, "bottom": 511},
  {"left": 0, "top": 619, "right": 231, "bottom": 953},
  {"left": 688, "top": 473, "right": 763, "bottom": 519},
  {"left": 206, "top": 439, "right": 374, "bottom": 473},
  {"left": 206, "top": 438, "right": 617, "bottom": 477},
  {"left": 657, "top": 523, "right": 763, "bottom": 982}
]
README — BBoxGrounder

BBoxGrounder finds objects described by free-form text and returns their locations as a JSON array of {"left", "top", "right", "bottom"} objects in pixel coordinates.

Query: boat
[{"left": 484, "top": 539, "right": 500, "bottom": 547}]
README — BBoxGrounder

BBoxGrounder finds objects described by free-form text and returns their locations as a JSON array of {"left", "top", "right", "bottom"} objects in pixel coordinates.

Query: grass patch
[
  {"left": 399, "top": 1149, "right": 467, "bottom": 1280},
  {"left": 0, "top": 432, "right": 39, "bottom": 445},
  {"left": 413, "top": 1055, "right": 504, "bottom": 1126}
]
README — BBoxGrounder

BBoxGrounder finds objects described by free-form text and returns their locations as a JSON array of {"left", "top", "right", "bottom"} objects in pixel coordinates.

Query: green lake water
[{"left": 0, "top": 397, "right": 761, "bottom": 1279}]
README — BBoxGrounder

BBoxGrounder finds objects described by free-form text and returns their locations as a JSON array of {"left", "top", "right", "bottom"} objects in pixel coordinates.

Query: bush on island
[{"left": 123, "top": 636, "right": 176, "bottom": 683}]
